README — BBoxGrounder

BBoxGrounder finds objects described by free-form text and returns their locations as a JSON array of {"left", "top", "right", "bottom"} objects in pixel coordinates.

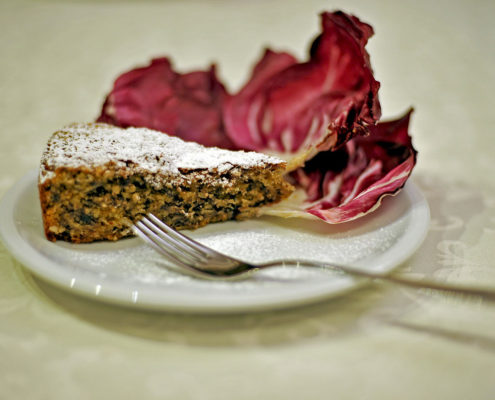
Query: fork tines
[{"left": 133, "top": 214, "right": 210, "bottom": 269}]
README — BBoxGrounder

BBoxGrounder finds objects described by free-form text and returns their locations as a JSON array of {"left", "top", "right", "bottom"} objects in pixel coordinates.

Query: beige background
[{"left": 1, "top": 0, "right": 495, "bottom": 399}]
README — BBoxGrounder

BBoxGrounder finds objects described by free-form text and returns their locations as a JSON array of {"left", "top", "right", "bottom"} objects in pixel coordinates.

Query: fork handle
[
  {"left": 265, "top": 260, "right": 495, "bottom": 301},
  {"left": 371, "top": 272, "right": 495, "bottom": 300}
]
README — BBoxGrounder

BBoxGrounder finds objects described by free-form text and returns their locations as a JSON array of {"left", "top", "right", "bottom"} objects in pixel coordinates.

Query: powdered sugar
[{"left": 39, "top": 123, "right": 285, "bottom": 185}]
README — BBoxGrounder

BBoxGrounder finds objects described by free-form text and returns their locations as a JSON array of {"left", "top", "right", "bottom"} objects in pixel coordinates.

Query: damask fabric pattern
[{"left": 1, "top": 1, "right": 495, "bottom": 399}]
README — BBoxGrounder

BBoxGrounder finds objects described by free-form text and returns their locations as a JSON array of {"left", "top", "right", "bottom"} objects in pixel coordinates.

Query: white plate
[{"left": 0, "top": 171, "right": 429, "bottom": 313}]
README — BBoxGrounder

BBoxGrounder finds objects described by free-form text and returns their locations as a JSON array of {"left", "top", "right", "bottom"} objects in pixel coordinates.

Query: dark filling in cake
[{"left": 39, "top": 166, "right": 293, "bottom": 243}]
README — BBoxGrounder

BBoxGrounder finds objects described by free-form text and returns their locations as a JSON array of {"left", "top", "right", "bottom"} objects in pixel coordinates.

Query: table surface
[{"left": 1, "top": 0, "right": 495, "bottom": 399}]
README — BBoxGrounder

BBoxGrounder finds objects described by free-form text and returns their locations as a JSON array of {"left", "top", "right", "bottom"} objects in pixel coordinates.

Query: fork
[{"left": 133, "top": 214, "right": 495, "bottom": 301}]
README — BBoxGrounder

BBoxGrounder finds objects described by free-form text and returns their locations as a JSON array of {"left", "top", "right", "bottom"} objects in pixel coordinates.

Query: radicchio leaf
[
  {"left": 96, "top": 11, "right": 417, "bottom": 225},
  {"left": 97, "top": 57, "right": 235, "bottom": 149},
  {"left": 275, "top": 110, "right": 416, "bottom": 223},
  {"left": 223, "top": 11, "right": 381, "bottom": 169}
]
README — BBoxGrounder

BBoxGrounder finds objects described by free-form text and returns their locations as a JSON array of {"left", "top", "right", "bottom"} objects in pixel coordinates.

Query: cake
[{"left": 38, "top": 123, "right": 294, "bottom": 243}]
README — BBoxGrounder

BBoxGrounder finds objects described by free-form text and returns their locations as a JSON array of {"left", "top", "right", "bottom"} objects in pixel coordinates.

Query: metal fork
[{"left": 133, "top": 214, "right": 495, "bottom": 301}]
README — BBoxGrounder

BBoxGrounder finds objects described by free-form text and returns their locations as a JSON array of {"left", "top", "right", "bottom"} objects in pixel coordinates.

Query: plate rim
[{"left": 0, "top": 170, "right": 430, "bottom": 313}]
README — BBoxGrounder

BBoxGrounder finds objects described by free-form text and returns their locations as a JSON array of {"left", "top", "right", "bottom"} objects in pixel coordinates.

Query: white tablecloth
[{"left": 1, "top": 0, "right": 494, "bottom": 398}]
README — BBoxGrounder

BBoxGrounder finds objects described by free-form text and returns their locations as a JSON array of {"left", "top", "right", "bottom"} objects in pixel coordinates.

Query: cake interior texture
[{"left": 38, "top": 124, "right": 294, "bottom": 243}]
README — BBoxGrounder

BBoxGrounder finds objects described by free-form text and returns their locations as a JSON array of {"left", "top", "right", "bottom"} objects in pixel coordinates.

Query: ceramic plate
[{"left": 0, "top": 171, "right": 429, "bottom": 313}]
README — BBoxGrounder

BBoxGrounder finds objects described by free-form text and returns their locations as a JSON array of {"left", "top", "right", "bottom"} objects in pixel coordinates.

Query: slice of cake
[{"left": 39, "top": 123, "right": 294, "bottom": 243}]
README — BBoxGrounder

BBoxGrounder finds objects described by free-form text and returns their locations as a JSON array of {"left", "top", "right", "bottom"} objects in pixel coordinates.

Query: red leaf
[
  {"left": 223, "top": 11, "right": 381, "bottom": 159},
  {"left": 294, "top": 110, "right": 416, "bottom": 223},
  {"left": 96, "top": 11, "right": 417, "bottom": 225},
  {"left": 97, "top": 57, "right": 235, "bottom": 149}
]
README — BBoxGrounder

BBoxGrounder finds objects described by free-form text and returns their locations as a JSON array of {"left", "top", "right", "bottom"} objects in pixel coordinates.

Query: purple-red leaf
[
  {"left": 96, "top": 11, "right": 417, "bottom": 225},
  {"left": 223, "top": 11, "right": 381, "bottom": 160},
  {"left": 291, "top": 110, "right": 416, "bottom": 223},
  {"left": 97, "top": 57, "right": 235, "bottom": 149}
]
